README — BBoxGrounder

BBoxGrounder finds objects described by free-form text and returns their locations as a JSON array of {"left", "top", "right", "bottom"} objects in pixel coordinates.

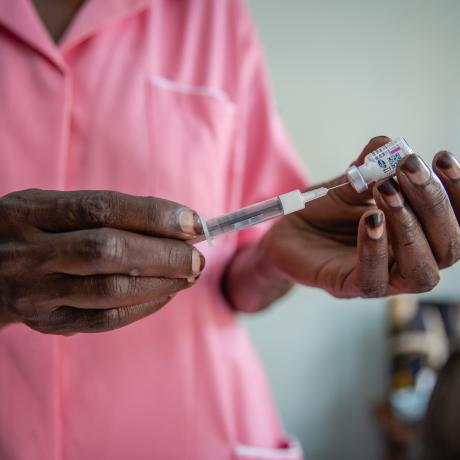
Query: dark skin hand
[
  {"left": 224, "top": 137, "right": 460, "bottom": 312},
  {"left": 0, "top": 2, "right": 206, "bottom": 335},
  {"left": 21, "top": 3, "right": 460, "bottom": 324},
  {"left": 0, "top": 190, "right": 205, "bottom": 334}
]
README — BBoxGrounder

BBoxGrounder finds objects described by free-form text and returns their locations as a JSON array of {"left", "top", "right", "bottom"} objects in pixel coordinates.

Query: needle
[{"left": 328, "top": 182, "right": 349, "bottom": 191}]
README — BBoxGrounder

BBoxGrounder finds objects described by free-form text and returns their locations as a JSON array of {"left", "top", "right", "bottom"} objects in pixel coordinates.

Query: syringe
[
  {"left": 192, "top": 185, "right": 343, "bottom": 245},
  {"left": 192, "top": 137, "right": 414, "bottom": 246}
]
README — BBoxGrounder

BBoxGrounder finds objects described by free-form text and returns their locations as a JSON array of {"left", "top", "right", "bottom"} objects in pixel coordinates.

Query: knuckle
[
  {"left": 93, "top": 277, "right": 113, "bottom": 297},
  {"left": 358, "top": 282, "right": 387, "bottom": 298},
  {"left": 145, "top": 198, "right": 170, "bottom": 230},
  {"left": 164, "top": 244, "right": 186, "bottom": 270},
  {"left": 437, "top": 237, "right": 460, "bottom": 268},
  {"left": 94, "top": 276, "right": 130, "bottom": 298},
  {"left": 394, "top": 212, "right": 422, "bottom": 248},
  {"left": 0, "top": 189, "right": 39, "bottom": 221},
  {"left": 408, "top": 265, "right": 440, "bottom": 292},
  {"left": 357, "top": 249, "right": 388, "bottom": 298},
  {"left": 82, "top": 229, "right": 126, "bottom": 264},
  {"left": 116, "top": 277, "right": 134, "bottom": 297},
  {"left": 360, "top": 249, "right": 387, "bottom": 268},
  {"left": 398, "top": 212, "right": 418, "bottom": 238},
  {"left": 75, "top": 192, "right": 116, "bottom": 227},
  {"left": 424, "top": 185, "right": 448, "bottom": 214},
  {"left": 85, "top": 276, "right": 110, "bottom": 298},
  {"left": 152, "top": 242, "right": 188, "bottom": 275}
]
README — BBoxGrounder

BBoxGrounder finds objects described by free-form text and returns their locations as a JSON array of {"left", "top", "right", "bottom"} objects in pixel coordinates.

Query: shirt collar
[
  {"left": 0, "top": 0, "right": 63, "bottom": 67},
  {"left": 59, "top": 0, "right": 151, "bottom": 51},
  {"left": 0, "top": 0, "right": 151, "bottom": 67}
]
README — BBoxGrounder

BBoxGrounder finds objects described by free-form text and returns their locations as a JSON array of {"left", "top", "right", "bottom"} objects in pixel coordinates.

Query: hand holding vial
[
  {"left": 224, "top": 136, "right": 460, "bottom": 311},
  {"left": 259, "top": 136, "right": 460, "bottom": 299},
  {"left": 195, "top": 137, "right": 414, "bottom": 245}
]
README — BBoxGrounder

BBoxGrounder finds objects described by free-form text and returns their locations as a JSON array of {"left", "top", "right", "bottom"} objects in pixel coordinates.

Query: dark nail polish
[
  {"left": 400, "top": 154, "right": 431, "bottom": 185},
  {"left": 436, "top": 151, "right": 460, "bottom": 180},
  {"left": 436, "top": 152, "right": 454, "bottom": 169},
  {"left": 377, "top": 178, "right": 398, "bottom": 195},
  {"left": 377, "top": 179, "right": 404, "bottom": 207},
  {"left": 365, "top": 211, "right": 384, "bottom": 240},
  {"left": 365, "top": 212, "right": 383, "bottom": 229}
]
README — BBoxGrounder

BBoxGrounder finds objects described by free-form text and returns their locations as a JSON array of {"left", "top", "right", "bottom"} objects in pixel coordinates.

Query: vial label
[
  {"left": 346, "top": 137, "right": 414, "bottom": 193},
  {"left": 367, "top": 140, "right": 410, "bottom": 178}
]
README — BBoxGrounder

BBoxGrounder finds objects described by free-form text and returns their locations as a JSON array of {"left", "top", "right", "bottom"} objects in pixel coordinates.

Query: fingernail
[
  {"left": 377, "top": 179, "right": 404, "bottom": 208},
  {"left": 369, "top": 135, "right": 390, "bottom": 144},
  {"left": 400, "top": 154, "right": 431, "bottom": 185},
  {"left": 365, "top": 211, "right": 384, "bottom": 240},
  {"left": 179, "top": 209, "right": 202, "bottom": 236},
  {"left": 191, "top": 249, "right": 205, "bottom": 275},
  {"left": 436, "top": 151, "right": 460, "bottom": 180}
]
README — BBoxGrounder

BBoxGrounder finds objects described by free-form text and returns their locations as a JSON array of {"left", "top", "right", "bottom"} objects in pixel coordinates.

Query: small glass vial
[{"left": 346, "top": 137, "right": 414, "bottom": 193}]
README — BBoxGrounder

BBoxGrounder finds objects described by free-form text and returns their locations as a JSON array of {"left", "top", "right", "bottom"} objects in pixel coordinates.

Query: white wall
[{"left": 243, "top": 1, "right": 460, "bottom": 459}]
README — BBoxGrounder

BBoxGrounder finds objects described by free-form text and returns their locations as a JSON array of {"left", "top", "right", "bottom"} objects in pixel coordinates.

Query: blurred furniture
[
  {"left": 374, "top": 402, "right": 418, "bottom": 460},
  {"left": 374, "top": 296, "right": 460, "bottom": 460}
]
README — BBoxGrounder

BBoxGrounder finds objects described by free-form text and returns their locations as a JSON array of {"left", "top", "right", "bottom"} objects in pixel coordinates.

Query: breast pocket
[
  {"left": 146, "top": 76, "right": 237, "bottom": 216},
  {"left": 232, "top": 438, "right": 304, "bottom": 460}
]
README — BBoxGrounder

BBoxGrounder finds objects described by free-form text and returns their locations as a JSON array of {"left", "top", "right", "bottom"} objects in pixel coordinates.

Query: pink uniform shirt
[{"left": 0, "top": 0, "right": 308, "bottom": 458}]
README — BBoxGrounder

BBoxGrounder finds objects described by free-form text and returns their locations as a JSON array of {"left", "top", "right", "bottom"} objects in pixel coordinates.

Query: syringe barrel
[{"left": 204, "top": 197, "right": 284, "bottom": 242}]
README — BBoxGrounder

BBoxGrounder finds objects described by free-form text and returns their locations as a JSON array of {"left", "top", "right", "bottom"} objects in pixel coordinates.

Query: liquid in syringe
[{"left": 193, "top": 184, "right": 344, "bottom": 245}]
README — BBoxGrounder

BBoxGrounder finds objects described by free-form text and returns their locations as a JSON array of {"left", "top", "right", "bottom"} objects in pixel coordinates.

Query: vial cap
[{"left": 346, "top": 165, "right": 368, "bottom": 193}]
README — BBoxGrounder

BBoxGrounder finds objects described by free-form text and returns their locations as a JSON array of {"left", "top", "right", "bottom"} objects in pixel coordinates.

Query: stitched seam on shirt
[
  {"left": 233, "top": 441, "right": 303, "bottom": 459},
  {"left": 148, "top": 75, "right": 236, "bottom": 112}
]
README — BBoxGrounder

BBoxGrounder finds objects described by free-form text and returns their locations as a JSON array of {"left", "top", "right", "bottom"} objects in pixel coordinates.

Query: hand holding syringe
[{"left": 193, "top": 137, "right": 414, "bottom": 245}]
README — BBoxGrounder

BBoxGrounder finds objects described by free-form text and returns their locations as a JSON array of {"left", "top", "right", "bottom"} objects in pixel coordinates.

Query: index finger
[{"left": 8, "top": 189, "right": 202, "bottom": 239}]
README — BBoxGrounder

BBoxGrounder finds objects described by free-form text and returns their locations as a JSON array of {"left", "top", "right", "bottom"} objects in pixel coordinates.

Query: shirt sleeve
[{"left": 232, "top": 0, "right": 310, "bottom": 248}]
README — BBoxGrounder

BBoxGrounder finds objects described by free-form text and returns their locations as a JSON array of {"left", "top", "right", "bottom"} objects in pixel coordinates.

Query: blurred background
[{"left": 242, "top": 1, "right": 460, "bottom": 459}]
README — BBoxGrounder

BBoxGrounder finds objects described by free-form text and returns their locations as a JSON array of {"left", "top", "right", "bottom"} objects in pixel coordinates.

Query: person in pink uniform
[{"left": 1, "top": 1, "right": 460, "bottom": 459}]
